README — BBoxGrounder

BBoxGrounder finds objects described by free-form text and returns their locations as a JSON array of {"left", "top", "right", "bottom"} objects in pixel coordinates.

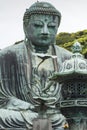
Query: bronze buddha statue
[{"left": 0, "top": 2, "right": 71, "bottom": 130}]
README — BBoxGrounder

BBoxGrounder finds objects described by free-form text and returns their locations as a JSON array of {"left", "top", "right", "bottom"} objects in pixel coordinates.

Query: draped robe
[{"left": 0, "top": 41, "right": 72, "bottom": 129}]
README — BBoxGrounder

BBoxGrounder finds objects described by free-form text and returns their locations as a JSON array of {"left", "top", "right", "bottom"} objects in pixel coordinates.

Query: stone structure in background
[{"left": 51, "top": 41, "right": 87, "bottom": 130}]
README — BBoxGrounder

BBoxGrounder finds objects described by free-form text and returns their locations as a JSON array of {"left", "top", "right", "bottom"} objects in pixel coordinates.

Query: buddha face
[{"left": 24, "top": 14, "right": 59, "bottom": 47}]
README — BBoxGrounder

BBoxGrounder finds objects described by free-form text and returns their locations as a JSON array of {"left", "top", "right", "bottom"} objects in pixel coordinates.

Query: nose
[{"left": 41, "top": 24, "right": 50, "bottom": 35}]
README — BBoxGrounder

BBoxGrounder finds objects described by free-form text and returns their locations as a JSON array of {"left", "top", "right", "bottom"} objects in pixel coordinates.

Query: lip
[{"left": 40, "top": 35, "right": 49, "bottom": 40}]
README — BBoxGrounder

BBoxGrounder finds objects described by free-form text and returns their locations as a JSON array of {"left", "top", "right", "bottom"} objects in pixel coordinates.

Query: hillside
[{"left": 56, "top": 29, "right": 87, "bottom": 57}]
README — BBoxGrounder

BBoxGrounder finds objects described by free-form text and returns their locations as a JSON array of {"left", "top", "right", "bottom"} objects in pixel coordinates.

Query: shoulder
[
  {"left": 0, "top": 40, "right": 25, "bottom": 56},
  {"left": 55, "top": 45, "right": 72, "bottom": 54},
  {"left": 54, "top": 45, "right": 72, "bottom": 61}
]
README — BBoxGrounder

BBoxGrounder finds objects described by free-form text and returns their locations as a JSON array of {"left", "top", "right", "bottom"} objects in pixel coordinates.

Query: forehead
[{"left": 29, "top": 14, "right": 58, "bottom": 22}]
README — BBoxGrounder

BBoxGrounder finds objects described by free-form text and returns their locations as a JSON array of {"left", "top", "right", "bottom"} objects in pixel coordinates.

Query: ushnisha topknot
[{"left": 23, "top": 1, "right": 61, "bottom": 27}]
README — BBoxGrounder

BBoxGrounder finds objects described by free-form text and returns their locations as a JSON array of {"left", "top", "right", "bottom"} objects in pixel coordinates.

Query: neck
[
  {"left": 25, "top": 39, "right": 53, "bottom": 54},
  {"left": 34, "top": 45, "right": 49, "bottom": 53}
]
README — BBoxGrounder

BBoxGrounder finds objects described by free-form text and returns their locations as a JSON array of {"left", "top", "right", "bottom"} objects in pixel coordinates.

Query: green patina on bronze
[
  {"left": 0, "top": 1, "right": 87, "bottom": 130},
  {"left": 23, "top": 2, "right": 61, "bottom": 27},
  {"left": 0, "top": 2, "right": 71, "bottom": 129},
  {"left": 51, "top": 42, "right": 87, "bottom": 130}
]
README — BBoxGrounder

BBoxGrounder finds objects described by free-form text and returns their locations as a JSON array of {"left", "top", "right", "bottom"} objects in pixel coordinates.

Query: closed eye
[
  {"left": 48, "top": 23, "right": 56, "bottom": 28},
  {"left": 33, "top": 21, "right": 43, "bottom": 28}
]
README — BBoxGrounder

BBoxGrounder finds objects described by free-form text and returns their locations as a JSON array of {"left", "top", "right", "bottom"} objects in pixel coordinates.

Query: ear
[{"left": 23, "top": 23, "right": 28, "bottom": 37}]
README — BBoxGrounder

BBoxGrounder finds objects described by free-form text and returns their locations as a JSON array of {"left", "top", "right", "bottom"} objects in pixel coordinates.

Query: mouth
[{"left": 40, "top": 35, "right": 49, "bottom": 40}]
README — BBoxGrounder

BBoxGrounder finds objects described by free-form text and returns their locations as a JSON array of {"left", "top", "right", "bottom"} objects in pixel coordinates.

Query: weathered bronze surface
[
  {"left": 51, "top": 42, "right": 87, "bottom": 130},
  {"left": 0, "top": 1, "right": 72, "bottom": 130}
]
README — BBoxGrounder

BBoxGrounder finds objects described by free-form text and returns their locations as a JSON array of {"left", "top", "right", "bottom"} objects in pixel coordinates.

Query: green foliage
[
  {"left": 56, "top": 29, "right": 87, "bottom": 55},
  {"left": 56, "top": 32, "right": 74, "bottom": 47}
]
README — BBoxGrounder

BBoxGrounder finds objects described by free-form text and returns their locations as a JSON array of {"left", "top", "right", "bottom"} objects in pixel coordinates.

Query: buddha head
[{"left": 23, "top": 2, "right": 61, "bottom": 50}]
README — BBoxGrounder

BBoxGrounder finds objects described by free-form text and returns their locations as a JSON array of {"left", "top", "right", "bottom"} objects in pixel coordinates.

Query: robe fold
[{"left": 0, "top": 41, "right": 72, "bottom": 128}]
